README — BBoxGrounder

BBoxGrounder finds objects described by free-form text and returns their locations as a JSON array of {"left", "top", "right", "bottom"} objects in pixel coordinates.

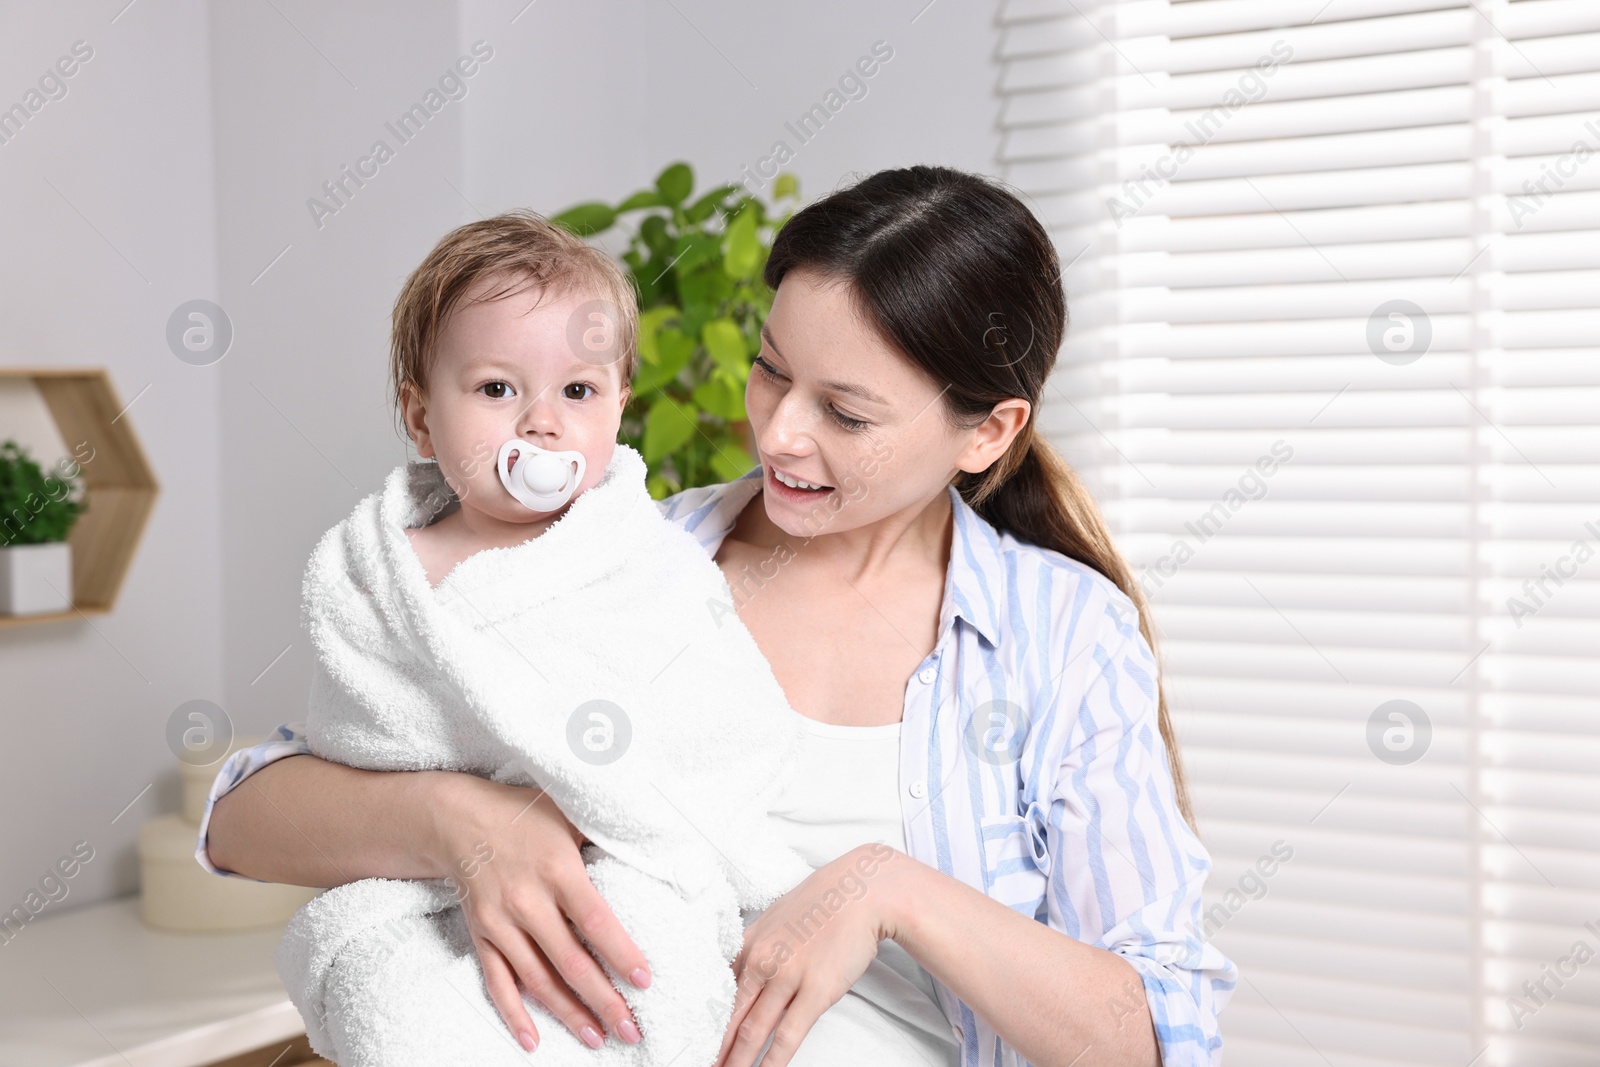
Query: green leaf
[
  {"left": 655, "top": 162, "right": 694, "bottom": 206},
  {"left": 631, "top": 363, "right": 672, "bottom": 396},
  {"left": 643, "top": 397, "right": 698, "bottom": 463},
  {"left": 730, "top": 195, "right": 765, "bottom": 225},
  {"left": 719, "top": 374, "right": 748, "bottom": 417},
  {"left": 690, "top": 380, "right": 723, "bottom": 417},
  {"left": 702, "top": 318, "right": 747, "bottom": 377},
  {"left": 657, "top": 329, "right": 696, "bottom": 376},
  {"left": 636, "top": 306, "right": 679, "bottom": 365},
  {"left": 723, "top": 209, "right": 760, "bottom": 279},
  {"left": 646, "top": 474, "right": 675, "bottom": 501},
  {"left": 772, "top": 172, "right": 799, "bottom": 200},
  {"left": 678, "top": 268, "right": 734, "bottom": 315},
  {"left": 671, "top": 233, "right": 722, "bottom": 276},
  {"left": 709, "top": 441, "right": 756, "bottom": 482},
  {"left": 632, "top": 327, "right": 695, "bottom": 394},
  {"left": 692, "top": 373, "right": 747, "bottom": 421},
  {"left": 639, "top": 215, "right": 673, "bottom": 258},
  {"left": 617, "top": 190, "right": 665, "bottom": 212},
  {"left": 551, "top": 201, "right": 617, "bottom": 236},
  {"left": 686, "top": 183, "right": 738, "bottom": 224}
]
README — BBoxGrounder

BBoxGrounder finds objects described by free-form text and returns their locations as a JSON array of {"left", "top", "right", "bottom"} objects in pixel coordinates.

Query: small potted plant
[
  {"left": 0, "top": 438, "right": 87, "bottom": 615},
  {"left": 551, "top": 162, "right": 800, "bottom": 499}
]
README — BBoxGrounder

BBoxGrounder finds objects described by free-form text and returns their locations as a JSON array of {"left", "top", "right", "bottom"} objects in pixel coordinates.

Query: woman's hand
[
  {"left": 429, "top": 772, "right": 652, "bottom": 1053},
  {"left": 712, "top": 843, "right": 905, "bottom": 1067}
]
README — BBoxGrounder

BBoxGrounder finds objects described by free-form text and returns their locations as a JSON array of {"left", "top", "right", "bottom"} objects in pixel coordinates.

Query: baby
[{"left": 275, "top": 211, "right": 814, "bottom": 1067}]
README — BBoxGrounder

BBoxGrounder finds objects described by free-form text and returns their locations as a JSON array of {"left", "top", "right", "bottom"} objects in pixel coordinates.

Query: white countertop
[{"left": 0, "top": 897, "right": 305, "bottom": 1067}]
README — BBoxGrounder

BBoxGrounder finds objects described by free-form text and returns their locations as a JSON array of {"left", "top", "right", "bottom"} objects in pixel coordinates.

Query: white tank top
[{"left": 746, "top": 718, "right": 961, "bottom": 1066}]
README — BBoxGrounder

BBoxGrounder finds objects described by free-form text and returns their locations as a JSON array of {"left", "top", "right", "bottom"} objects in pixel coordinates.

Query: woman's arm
[
  {"left": 881, "top": 853, "right": 1159, "bottom": 1066},
  {"left": 194, "top": 724, "right": 317, "bottom": 880},
  {"left": 206, "top": 753, "right": 458, "bottom": 886},
  {"left": 204, "top": 737, "right": 655, "bottom": 1053}
]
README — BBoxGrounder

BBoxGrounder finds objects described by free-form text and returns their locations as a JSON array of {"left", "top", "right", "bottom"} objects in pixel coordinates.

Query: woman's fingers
[
  {"left": 554, "top": 871, "right": 653, "bottom": 993},
  {"left": 744, "top": 990, "right": 826, "bottom": 1067},
  {"left": 474, "top": 935, "right": 541, "bottom": 1052},
  {"left": 716, "top": 982, "right": 798, "bottom": 1067},
  {"left": 444, "top": 783, "right": 647, "bottom": 1049},
  {"left": 713, "top": 994, "right": 751, "bottom": 1066},
  {"left": 714, "top": 943, "right": 763, "bottom": 1065},
  {"left": 491, "top": 905, "right": 619, "bottom": 1048},
  {"left": 535, "top": 902, "right": 643, "bottom": 1047}
]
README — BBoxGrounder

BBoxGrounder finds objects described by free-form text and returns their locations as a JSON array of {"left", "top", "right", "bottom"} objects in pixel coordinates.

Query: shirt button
[
  {"left": 917, "top": 667, "right": 936, "bottom": 684},
  {"left": 909, "top": 780, "right": 927, "bottom": 798}
]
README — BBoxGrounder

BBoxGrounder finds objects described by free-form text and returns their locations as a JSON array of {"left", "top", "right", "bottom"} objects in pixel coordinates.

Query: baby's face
[{"left": 405, "top": 276, "right": 628, "bottom": 523}]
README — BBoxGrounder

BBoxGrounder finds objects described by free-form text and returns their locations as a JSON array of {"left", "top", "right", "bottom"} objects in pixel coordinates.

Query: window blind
[{"left": 998, "top": 2, "right": 1599, "bottom": 1064}]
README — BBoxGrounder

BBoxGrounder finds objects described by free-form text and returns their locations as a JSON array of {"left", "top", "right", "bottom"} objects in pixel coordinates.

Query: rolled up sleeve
[
  {"left": 1043, "top": 600, "right": 1236, "bottom": 1066},
  {"left": 193, "top": 721, "right": 312, "bottom": 880}
]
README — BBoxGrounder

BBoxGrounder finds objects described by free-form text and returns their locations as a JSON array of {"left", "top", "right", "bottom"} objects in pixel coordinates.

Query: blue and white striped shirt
[{"left": 197, "top": 465, "right": 1235, "bottom": 1066}]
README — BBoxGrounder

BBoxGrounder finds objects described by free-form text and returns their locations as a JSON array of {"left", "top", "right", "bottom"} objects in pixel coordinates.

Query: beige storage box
[
  {"left": 139, "top": 735, "right": 321, "bottom": 932},
  {"left": 138, "top": 812, "right": 320, "bottom": 932}
]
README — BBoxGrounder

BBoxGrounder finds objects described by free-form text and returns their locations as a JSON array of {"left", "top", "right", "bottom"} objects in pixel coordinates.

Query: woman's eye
[
  {"left": 830, "top": 406, "right": 869, "bottom": 432},
  {"left": 754, "top": 356, "right": 866, "bottom": 430},
  {"left": 564, "top": 383, "right": 595, "bottom": 400},
  {"left": 480, "top": 381, "right": 513, "bottom": 399}
]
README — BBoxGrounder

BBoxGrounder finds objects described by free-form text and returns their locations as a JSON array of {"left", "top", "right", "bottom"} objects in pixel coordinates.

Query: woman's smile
[{"left": 765, "top": 462, "right": 835, "bottom": 501}]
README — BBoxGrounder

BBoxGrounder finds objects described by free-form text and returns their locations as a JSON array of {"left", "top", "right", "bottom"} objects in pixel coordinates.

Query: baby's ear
[{"left": 399, "top": 382, "right": 434, "bottom": 457}]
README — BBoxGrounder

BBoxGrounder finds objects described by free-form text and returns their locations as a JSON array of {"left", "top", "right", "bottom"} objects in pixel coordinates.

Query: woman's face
[{"left": 744, "top": 267, "right": 1027, "bottom": 539}]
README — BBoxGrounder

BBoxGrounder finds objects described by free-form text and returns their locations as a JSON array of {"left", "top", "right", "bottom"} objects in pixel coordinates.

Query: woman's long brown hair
[{"left": 763, "top": 165, "right": 1194, "bottom": 828}]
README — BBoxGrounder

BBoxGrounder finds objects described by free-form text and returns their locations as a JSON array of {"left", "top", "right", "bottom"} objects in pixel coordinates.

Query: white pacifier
[{"left": 496, "top": 438, "right": 587, "bottom": 512}]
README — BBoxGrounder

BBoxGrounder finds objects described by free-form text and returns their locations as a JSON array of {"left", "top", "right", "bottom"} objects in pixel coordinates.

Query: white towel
[{"left": 275, "top": 443, "right": 814, "bottom": 1066}]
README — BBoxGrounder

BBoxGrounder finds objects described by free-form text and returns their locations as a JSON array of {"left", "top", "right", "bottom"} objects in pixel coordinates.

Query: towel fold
[{"left": 276, "top": 443, "right": 813, "bottom": 1066}]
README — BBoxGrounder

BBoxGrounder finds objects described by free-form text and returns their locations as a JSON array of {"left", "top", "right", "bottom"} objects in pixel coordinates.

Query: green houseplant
[
  {"left": 0, "top": 438, "right": 86, "bottom": 615},
  {"left": 551, "top": 162, "right": 799, "bottom": 499}
]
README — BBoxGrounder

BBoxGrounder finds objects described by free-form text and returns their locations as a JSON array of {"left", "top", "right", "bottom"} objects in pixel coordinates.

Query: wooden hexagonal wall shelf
[{"left": 0, "top": 368, "right": 157, "bottom": 628}]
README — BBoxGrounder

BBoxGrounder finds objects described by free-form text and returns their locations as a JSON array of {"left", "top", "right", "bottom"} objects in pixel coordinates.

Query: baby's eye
[
  {"left": 480, "top": 381, "right": 513, "bottom": 399},
  {"left": 564, "top": 383, "right": 595, "bottom": 401}
]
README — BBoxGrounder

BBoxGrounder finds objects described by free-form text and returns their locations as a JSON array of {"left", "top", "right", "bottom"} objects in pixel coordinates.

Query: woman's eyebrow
[{"left": 760, "top": 322, "right": 889, "bottom": 406}]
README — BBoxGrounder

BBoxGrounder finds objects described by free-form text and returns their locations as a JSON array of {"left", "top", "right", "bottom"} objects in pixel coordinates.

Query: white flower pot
[{"left": 0, "top": 541, "right": 73, "bottom": 615}]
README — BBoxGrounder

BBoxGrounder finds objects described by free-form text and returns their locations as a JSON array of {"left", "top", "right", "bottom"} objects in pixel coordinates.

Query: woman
[{"left": 201, "top": 165, "right": 1235, "bottom": 1067}]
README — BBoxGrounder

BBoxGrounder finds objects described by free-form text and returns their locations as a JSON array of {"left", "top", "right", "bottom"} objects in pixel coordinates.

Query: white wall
[
  {"left": 461, "top": 0, "right": 1002, "bottom": 223},
  {"left": 0, "top": 0, "right": 999, "bottom": 913},
  {"left": 0, "top": 2, "right": 225, "bottom": 910},
  {"left": 210, "top": 0, "right": 467, "bottom": 735}
]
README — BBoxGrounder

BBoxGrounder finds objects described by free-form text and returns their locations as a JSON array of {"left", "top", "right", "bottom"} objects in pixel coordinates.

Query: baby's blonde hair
[{"left": 389, "top": 209, "right": 639, "bottom": 436}]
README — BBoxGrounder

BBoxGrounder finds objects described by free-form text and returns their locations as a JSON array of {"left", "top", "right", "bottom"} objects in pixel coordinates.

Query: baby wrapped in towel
[{"left": 275, "top": 213, "right": 812, "bottom": 1066}]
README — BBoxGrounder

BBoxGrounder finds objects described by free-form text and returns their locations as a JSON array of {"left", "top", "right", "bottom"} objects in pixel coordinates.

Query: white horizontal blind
[
  {"left": 1476, "top": 3, "right": 1600, "bottom": 1065},
  {"left": 998, "top": 2, "right": 1599, "bottom": 1065}
]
